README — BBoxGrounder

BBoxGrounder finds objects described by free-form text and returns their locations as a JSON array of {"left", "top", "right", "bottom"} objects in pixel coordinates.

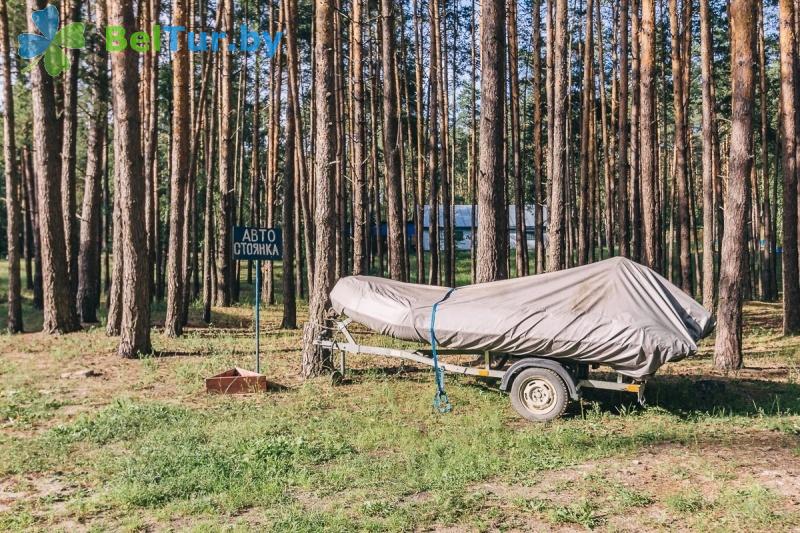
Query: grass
[{"left": 0, "top": 259, "right": 799, "bottom": 530}]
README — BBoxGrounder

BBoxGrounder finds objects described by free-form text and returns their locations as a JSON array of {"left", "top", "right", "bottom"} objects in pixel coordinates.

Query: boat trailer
[{"left": 314, "top": 317, "right": 647, "bottom": 422}]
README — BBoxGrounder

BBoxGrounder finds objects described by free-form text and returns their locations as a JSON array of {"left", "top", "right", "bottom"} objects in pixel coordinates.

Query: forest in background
[{"left": 0, "top": 0, "right": 795, "bottom": 375}]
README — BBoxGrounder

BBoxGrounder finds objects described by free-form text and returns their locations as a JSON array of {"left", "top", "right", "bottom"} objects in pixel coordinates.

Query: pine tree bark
[
  {"left": 757, "top": 4, "right": 775, "bottom": 301},
  {"left": 22, "top": 147, "right": 43, "bottom": 309},
  {"left": 77, "top": 0, "right": 108, "bottom": 324},
  {"left": 779, "top": 0, "right": 800, "bottom": 334},
  {"left": 669, "top": 0, "right": 691, "bottom": 293},
  {"left": 61, "top": 0, "right": 81, "bottom": 309},
  {"left": 109, "top": 0, "right": 151, "bottom": 357},
  {"left": 413, "top": 0, "right": 426, "bottom": 283},
  {"left": 215, "top": 0, "right": 234, "bottom": 307},
  {"left": 547, "top": 0, "right": 568, "bottom": 271},
  {"left": 202, "top": 69, "right": 217, "bottom": 324},
  {"left": 640, "top": 0, "right": 657, "bottom": 269},
  {"left": 146, "top": 0, "right": 162, "bottom": 300},
  {"left": 630, "top": 0, "right": 642, "bottom": 262},
  {"left": 438, "top": 12, "right": 454, "bottom": 287},
  {"left": 531, "top": 0, "right": 545, "bottom": 273},
  {"left": 380, "top": 0, "right": 407, "bottom": 281},
  {"left": 165, "top": 0, "right": 191, "bottom": 338},
  {"left": 700, "top": 0, "right": 717, "bottom": 310},
  {"left": 714, "top": 0, "right": 756, "bottom": 370},
  {"left": 0, "top": 0, "right": 21, "bottom": 332},
  {"left": 301, "top": 0, "right": 337, "bottom": 377},
  {"left": 281, "top": 0, "right": 299, "bottom": 329},
  {"left": 22, "top": 154, "right": 34, "bottom": 293},
  {"left": 508, "top": 0, "right": 526, "bottom": 275},
  {"left": 27, "top": 0, "right": 80, "bottom": 334},
  {"left": 596, "top": 0, "right": 614, "bottom": 257},
  {"left": 427, "top": 0, "right": 441, "bottom": 285},
  {"left": 476, "top": 0, "right": 508, "bottom": 282},
  {"left": 578, "top": 0, "right": 594, "bottom": 266},
  {"left": 617, "top": 0, "right": 630, "bottom": 258},
  {"left": 351, "top": 0, "right": 368, "bottom": 276}
]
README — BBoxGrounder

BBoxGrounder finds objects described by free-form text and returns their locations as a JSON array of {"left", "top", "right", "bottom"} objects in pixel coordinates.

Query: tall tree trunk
[
  {"left": 0, "top": 0, "right": 21, "bottom": 332},
  {"left": 669, "top": 0, "right": 691, "bottom": 293},
  {"left": 77, "top": 0, "right": 108, "bottom": 324},
  {"left": 427, "top": 0, "right": 441, "bottom": 285},
  {"left": 596, "top": 0, "right": 614, "bottom": 258},
  {"left": 351, "top": 0, "right": 368, "bottom": 276},
  {"left": 61, "top": 0, "right": 81, "bottom": 310},
  {"left": 292, "top": 25, "right": 313, "bottom": 297},
  {"left": 413, "top": 0, "right": 426, "bottom": 283},
  {"left": 617, "top": 0, "right": 630, "bottom": 257},
  {"left": 758, "top": 3, "right": 775, "bottom": 301},
  {"left": 333, "top": 3, "right": 346, "bottom": 281},
  {"left": 22, "top": 154, "right": 34, "bottom": 293},
  {"left": 779, "top": 0, "right": 800, "bottom": 334},
  {"left": 202, "top": 67, "right": 218, "bottom": 324},
  {"left": 640, "top": 0, "right": 657, "bottom": 269},
  {"left": 700, "top": 0, "right": 717, "bottom": 310},
  {"left": 438, "top": 11, "right": 454, "bottom": 287},
  {"left": 27, "top": 0, "right": 80, "bottom": 334},
  {"left": 715, "top": 0, "right": 756, "bottom": 370},
  {"left": 215, "top": 0, "right": 234, "bottom": 306},
  {"left": 532, "top": 0, "right": 545, "bottom": 273},
  {"left": 264, "top": 1, "right": 283, "bottom": 303},
  {"left": 476, "top": 0, "right": 508, "bottom": 282},
  {"left": 381, "top": 0, "right": 407, "bottom": 281},
  {"left": 165, "top": 0, "right": 191, "bottom": 337},
  {"left": 369, "top": 43, "right": 384, "bottom": 277},
  {"left": 301, "top": 0, "right": 337, "bottom": 377},
  {"left": 109, "top": 0, "right": 151, "bottom": 356},
  {"left": 145, "top": 0, "right": 161, "bottom": 300},
  {"left": 22, "top": 147, "right": 43, "bottom": 309},
  {"left": 548, "top": 0, "right": 568, "bottom": 271},
  {"left": 508, "top": 0, "right": 526, "bottom": 275},
  {"left": 630, "top": 0, "right": 642, "bottom": 262},
  {"left": 281, "top": 0, "right": 299, "bottom": 329},
  {"left": 578, "top": 0, "right": 594, "bottom": 265}
]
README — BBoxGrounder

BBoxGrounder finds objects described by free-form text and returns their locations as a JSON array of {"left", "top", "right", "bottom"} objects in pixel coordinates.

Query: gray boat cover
[{"left": 329, "top": 257, "right": 714, "bottom": 379}]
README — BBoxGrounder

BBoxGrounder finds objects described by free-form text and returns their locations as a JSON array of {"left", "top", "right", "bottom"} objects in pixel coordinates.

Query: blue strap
[{"left": 430, "top": 288, "right": 455, "bottom": 413}]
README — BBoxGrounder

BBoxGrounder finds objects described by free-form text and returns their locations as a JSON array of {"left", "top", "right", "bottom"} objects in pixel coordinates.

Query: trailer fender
[{"left": 500, "top": 358, "right": 580, "bottom": 400}]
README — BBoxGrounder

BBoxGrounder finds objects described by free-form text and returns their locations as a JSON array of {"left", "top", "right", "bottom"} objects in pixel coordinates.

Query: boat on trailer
[{"left": 314, "top": 257, "right": 714, "bottom": 422}]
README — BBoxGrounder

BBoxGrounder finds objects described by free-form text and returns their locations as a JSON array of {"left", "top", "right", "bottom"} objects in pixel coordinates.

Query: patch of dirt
[
  {"left": 0, "top": 474, "right": 74, "bottom": 515},
  {"left": 471, "top": 432, "right": 800, "bottom": 531}
]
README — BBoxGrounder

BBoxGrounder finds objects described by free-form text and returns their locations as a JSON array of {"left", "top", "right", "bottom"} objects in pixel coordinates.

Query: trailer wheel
[{"left": 509, "top": 367, "right": 569, "bottom": 422}]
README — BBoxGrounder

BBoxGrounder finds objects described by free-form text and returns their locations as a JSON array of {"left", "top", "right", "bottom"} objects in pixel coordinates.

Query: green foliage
[
  {"left": 549, "top": 500, "right": 602, "bottom": 529},
  {"left": 50, "top": 398, "right": 190, "bottom": 445},
  {"left": 666, "top": 489, "right": 709, "bottom": 513},
  {"left": 0, "top": 388, "right": 64, "bottom": 428}
]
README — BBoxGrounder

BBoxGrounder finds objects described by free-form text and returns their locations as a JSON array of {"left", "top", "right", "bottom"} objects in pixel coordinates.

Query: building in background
[{"left": 420, "top": 205, "right": 549, "bottom": 251}]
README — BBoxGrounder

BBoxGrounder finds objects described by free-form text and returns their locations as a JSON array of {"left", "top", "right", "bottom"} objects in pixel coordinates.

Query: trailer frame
[{"left": 314, "top": 318, "right": 647, "bottom": 421}]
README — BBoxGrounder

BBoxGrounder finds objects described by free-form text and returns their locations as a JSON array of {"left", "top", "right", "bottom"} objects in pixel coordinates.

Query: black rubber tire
[{"left": 509, "top": 367, "right": 569, "bottom": 422}]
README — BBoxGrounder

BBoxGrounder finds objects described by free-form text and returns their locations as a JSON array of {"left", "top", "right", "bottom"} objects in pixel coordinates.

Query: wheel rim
[{"left": 519, "top": 377, "right": 557, "bottom": 414}]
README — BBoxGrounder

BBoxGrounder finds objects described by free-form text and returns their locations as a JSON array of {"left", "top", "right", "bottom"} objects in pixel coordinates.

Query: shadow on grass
[
  {"left": 330, "top": 363, "right": 800, "bottom": 420},
  {"left": 148, "top": 350, "right": 212, "bottom": 358},
  {"left": 345, "top": 365, "right": 427, "bottom": 378},
  {"left": 582, "top": 373, "right": 800, "bottom": 418}
]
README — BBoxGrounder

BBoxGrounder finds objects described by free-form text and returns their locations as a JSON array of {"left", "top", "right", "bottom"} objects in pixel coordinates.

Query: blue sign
[{"left": 233, "top": 226, "right": 282, "bottom": 261}]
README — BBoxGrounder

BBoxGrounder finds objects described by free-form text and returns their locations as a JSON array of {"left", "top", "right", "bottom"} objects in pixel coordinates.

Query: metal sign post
[
  {"left": 233, "top": 227, "right": 283, "bottom": 375},
  {"left": 255, "top": 259, "right": 261, "bottom": 373}
]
